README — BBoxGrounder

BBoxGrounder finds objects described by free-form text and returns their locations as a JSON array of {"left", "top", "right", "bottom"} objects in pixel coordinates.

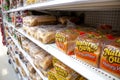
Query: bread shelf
[
  {"left": 5, "top": 19, "right": 120, "bottom": 80},
  {"left": 8, "top": 32, "right": 48, "bottom": 80},
  {"left": 18, "top": 30, "right": 120, "bottom": 80},
  {"left": 9, "top": 57, "right": 22, "bottom": 80},
  {"left": 5, "top": 20, "right": 119, "bottom": 80},
  {"left": 9, "top": 54, "right": 27, "bottom": 80},
  {"left": 3, "top": 0, "right": 120, "bottom": 13},
  {"left": 7, "top": 33, "right": 29, "bottom": 77},
  {"left": 15, "top": 54, "right": 29, "bottom": 77}
]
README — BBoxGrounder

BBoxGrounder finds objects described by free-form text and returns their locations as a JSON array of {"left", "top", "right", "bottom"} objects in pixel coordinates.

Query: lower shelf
[{"left": 8, "top": 32, "right": 48, "bottom": 80}]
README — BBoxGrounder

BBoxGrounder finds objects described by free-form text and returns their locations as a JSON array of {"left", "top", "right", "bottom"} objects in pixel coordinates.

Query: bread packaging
[
  {"left": 100, "top": 37, "right": 120, "bottom": 78},
  {"left": 75, "top": 32, "right": 102, "bottom": 67},
  {"left": 56, "top": 29, "right": 79, "bottom": 55},
  {"left": 23, "top": 15, "right": 57, "bottom": 26},
  {"left": 35, "top": 25, "right": 65, "bottom": 43},
  {"left": 48, "top": 68, "right": 57, "bottom": 80}
]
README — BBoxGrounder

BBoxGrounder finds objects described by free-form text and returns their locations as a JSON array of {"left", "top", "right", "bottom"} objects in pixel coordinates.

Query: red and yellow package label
[
  {"left": 75, "top": 40, "right": 100, "bottom": 66},
  {"left": 55, "top": 33, "right": 68, "bottom": 53},
  {"left": 101, "top": 59, "right": 120, "bottom": 74},
  {"left": 100, "top": 46, "right": 120, "bottom": 78},
  {"left": 75, "top": 50, "right": 97, "bottom": 62}
]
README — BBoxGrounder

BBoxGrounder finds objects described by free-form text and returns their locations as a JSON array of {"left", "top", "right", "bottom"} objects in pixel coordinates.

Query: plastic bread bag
[
  {"left": 39, "top": 55, "right": 53, "bottom": 70},
  {"left": 100, "top": 36, "right": 120, "bottom": 78},
  {"left": 74, "top": 31, "right": 102, "bottom": 67},
  {"left": 55, "top": 29, "right": 79, "bottom": 55},
  {"left": 26, "top": 63, "right": 36, "bottom": 73},
  {"left": 23, "top": 15, "right": 57, "bottom": 26}
]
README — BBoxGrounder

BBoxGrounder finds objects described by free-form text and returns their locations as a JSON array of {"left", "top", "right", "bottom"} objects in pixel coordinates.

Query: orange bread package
[
  {"left": 74, "top": 32, "right": 102, "bottom": 67},
  {"left": 55, "top": 29, "right": 79, "bottom": 55},
  {"left": 100, "top": 36, "right": 120, "bottom": 78}
]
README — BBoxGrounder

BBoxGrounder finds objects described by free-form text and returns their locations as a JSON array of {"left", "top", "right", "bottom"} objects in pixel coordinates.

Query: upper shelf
[{"left": 3, "top": 0, "right": 120, "bottom": 13}]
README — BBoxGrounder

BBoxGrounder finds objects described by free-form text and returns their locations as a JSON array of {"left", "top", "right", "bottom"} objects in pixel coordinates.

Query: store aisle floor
[{"left": 0, "top": 33, "right": 20, "bottom": 80}]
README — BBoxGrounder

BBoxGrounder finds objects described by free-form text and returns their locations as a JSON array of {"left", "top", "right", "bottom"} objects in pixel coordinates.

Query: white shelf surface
[
  {"left": 3, "top": 0, "right": 120, "bottom": 13},
  {"left": 8, "top": 32, "right": 48, "bottom": 80},
  {"left": 5, "top": 20, "right": 119, "bottom": 80}
]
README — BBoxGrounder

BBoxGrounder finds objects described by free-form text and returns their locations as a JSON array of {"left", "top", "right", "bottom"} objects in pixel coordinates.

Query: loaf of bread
[
  {"left": 55, "top": 29, "right": 79, "bottom": 55},
  {"left": 48, "top": 68, "right": 57, "bottom": 80},
  {"left": 27, "top": 63, "right": 36, "bottom": 73},
  {"left": 23, "top": 15, "right": 57, "bottom": 26},
  {"left": 54, "top": 62, "right": 75, "bottom": 78},
  {"left": 28, "top": 43, "right": 41, "bottom": 57},
  {"left": 21, "top": 39, "right": 30, "bottom": 52},
  {"left": 75, "top": 32, "right": 102, "bottom": 67},
  {"left": 35, "top": 25, "right": 65, "bottom": 44},
  {"left": 100, "top": 37, "right": 120, "bottom": 78},
  {"left": 58, "top": 16, "right": 71, "bottom": 25},
  {"left": 39, "top": 55, "right": 53, "bottom": 70}
]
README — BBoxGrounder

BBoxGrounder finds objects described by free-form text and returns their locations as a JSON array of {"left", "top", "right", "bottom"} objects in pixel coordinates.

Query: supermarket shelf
[
  {"left": 9, "top": 55, "right": 22, "bottom": 80},
  {"left": 16, "top": 29, "right": 119, "bottom": 80},
  {"left": 8, "top": 41, "right": 29, "bottom": 80},
  {"left": 8, "top": 32, "right": 48, "bottom": 80},
  {"left": 5, "top": 19, "right": 119, "bottom": 80},
  {"left": 15, "top": 54, "right": 29, "bottom": 77},
  {"left": 4, "top": 20, "right": 14, "bottom": 28},
  {"left": 3, "top": 0, "right": 120, "bottom": 13},
  {"left": 17, "top": 66, "right": 28, "bottom": 80}
]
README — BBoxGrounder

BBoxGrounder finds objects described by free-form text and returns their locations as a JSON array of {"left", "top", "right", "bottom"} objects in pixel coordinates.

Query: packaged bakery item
[
  {"left": 97, "top": 24, "right": 112, "bottom": 34},
  {"left": 21, "top": 68, "right": 27, "bottom": 77},
  {"left": 28, "top": 43, "right": 41, "bottom": 57},
  {"left": 23, "top": 15, "right": 57, "bottom": 26},
  {"left": 39, "top": 55, "right": 53, "bottom": 70},
  {"left": 52, "top": 58, "right": 86, "bottom": 80},
  {"left": 58, "top": 16, "right": 72, "bottom": 25},
  {"left": 21, "top": 39, "right": 30, "bottom": 52},
  {"left": 34, "top": 53, "right": 53, "bottom": 70},
  {"left": 58, "top": 16, "right": 83, "bottom": 25},
  {"left": 36, "top": 73, "right": 42, "bottom": 80},
  {"left": 27, "top": 63, "right": 36, "bottom": 73},
  {"left": 48, "top": 68, "right": 57, "bottom": 80},
  {"left": 100, "top": 37, "right": 120, "bottom": 78},
  {"left": 27, "top": 27, "right": 38, "bottom": 37},
  {"left": 56, "top": 29, "right": 79, "bottom": 55},
  {"left": 35, "top": 25, "right": 65, "bottom": 43},
  {"left": 54, "top": 60, "right": 74, "bottom": 78},
  {"left": 75, "top": 32, "right": 102, "bottom": 67},
  {"left": 56, "top": 72, "right": 86, "bottom": 80},
  {"left": 15, "top": 12, "right": 23, "bottom": 27}
]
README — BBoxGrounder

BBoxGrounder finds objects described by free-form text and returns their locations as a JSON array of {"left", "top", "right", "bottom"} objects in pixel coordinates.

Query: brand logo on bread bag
[
  {"left": 56, "top": 33, "right": 66, "bottom": 42},
  {"left": 55, "top": 66, "right": 68, "bottom": 77},
  {"left": 103, "top": 47, "right": 120, "bottom": 64},
  {"left": 76, "top": 40, "right": 98, "bottom": 52}
]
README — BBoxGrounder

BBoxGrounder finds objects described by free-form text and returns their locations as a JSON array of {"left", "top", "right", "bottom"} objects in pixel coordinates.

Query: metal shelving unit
[
  {"left": 2, "top": 0, "right": 120, "bottom": 80},
  {"left": 3, "top": 0, "right": 120, "bottom": 13},
  {"left": 8, "top": 32, "right": 48, "bottom": 80},
  {"left": 5, "top": 21, "right": 119, "bottom": 80},
  {"left": 8, "top": 46, "right": 28, "bottom": 80}
]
